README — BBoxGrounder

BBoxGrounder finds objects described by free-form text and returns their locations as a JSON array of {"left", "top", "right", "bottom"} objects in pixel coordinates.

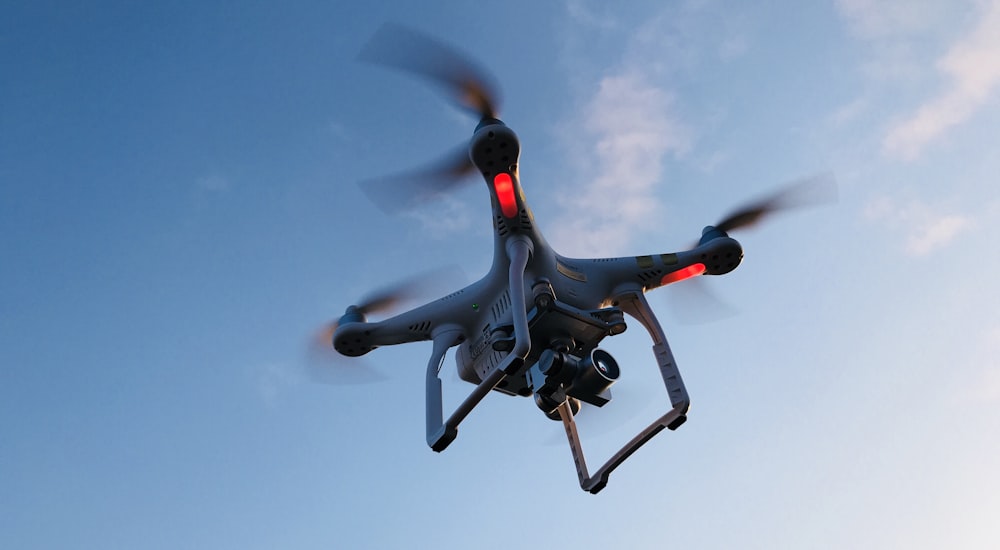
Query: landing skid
[
  {"left": 556, "top": 394, "right": 686, "bottom": 494},
  {"left": 557, "top": 289, "right": 690, "bottom": 493}
]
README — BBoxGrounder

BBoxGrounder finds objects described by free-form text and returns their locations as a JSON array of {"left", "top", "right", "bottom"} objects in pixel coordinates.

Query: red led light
[
  {"left": 493, "top": 173, "right": 518, "bottom": 218},
  {"left": 660, "top": 263, "right": 706, "bottom": 286}
]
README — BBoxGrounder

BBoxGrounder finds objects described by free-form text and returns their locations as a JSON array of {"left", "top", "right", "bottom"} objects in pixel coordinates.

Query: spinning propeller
[
  {"left": 707, "top": 172, "right": 837, "bottom": 237},
  {"left": 309, "top": 266, "right": 464, "bottom": 384},
  {"left": 672, "top": 172, "right": 837, "bottom": 324},
  {"left": 358, "top": 23, "right": 501, "bottom": 120},
  {"left": 358, "top": 23, "right": 504, "bottom": 212}
]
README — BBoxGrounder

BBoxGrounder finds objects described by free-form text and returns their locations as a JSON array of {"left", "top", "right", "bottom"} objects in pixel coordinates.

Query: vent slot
[
  {"left": 637, "top": 269, "right": 663, "bottom": 283},
  {"left": 441, "top": 289, "right": 465, "bottom": 301},
  {"left": 491, "top": 290, "right": 511, "bottom": 322},
  {"left": 408, "top": 321, "right": 431, "bottom": 333},
  {"left": 518, "top": 209, "right": 532, "bottom": 230}
]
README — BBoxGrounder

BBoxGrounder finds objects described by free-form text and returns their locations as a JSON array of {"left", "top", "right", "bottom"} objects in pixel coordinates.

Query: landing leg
[
  {"left": 425, "top": 236, "right": 534, "bottom": 452},
  {"left": 555, "top": 289, "right": 690, "bottom": 493}
]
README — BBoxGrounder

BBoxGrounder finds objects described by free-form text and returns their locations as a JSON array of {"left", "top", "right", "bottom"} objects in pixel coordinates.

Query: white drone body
[
  {"left": 334, "top": 117, "right": 742, "bottom": 493},
  {"left": 331, "top": 25, "right": 825, "bottom": 493}
]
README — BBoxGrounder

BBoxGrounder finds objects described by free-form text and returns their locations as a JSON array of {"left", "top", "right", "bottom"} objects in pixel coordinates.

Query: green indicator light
[{"left": 472, "top": 303, "right": 479, "bottom": 310}]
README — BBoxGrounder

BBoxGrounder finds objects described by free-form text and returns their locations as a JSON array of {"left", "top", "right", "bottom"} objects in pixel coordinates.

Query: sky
[{"left": 2, "top": 1, "right": 999, "bottom": 548}]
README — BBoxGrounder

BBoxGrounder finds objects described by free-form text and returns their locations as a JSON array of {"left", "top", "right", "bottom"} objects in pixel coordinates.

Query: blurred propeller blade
[
  {"left": 358, "top": 23, "right": 502, "bottom": 120},
  {"left": 675, "top": 173, "right": 836, "bottom": 323},
  {"left": 306, "top": 326, "right": 389, "bottom": 385},
  {"left": 306, "top": 265, "right": 467, "bottom": 385},
  {"left": 353, "top": 264, "right": 467, "bottom": 317},
  {"left": 667, "top": 277, "right": 739, "bottom": 325},
  {"left": 715, "top": 172, "right": 837, "bottom": 234},
  {"left": 359, "top": 143, "right": 476, "bottom": 213}
]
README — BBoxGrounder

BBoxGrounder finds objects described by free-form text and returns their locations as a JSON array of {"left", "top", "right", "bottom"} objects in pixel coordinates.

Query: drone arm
[
  {"left": 426, "top": 236, "right": 533, "bottom": 452},
  {"left": 557, "top": 287, "right": 690, "bottom": 494},
  {"left": 334, "top": 276, "right": 492, "bottom": 356},
  {"left": 558, "top": 237, "right": 742, "bottom": 305}
]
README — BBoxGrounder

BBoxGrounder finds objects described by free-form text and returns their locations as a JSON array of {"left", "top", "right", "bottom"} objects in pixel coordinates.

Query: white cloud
[
  {"left": 403, "top": 193, "right": 478, "bottom": 239},
  {"left": 836, "top": 0, "right": 947, "bottom": 39},
  {"left": 883, "top": 0, "right": 1000, "bottom": 159},
  {"left": 196, "top": 174, "right": 230, "bottom": 193},
  {"left": 835, "top": 0, "right": 948, "bottom": 83},
  {"left": 864, "top": 196, "right": 974, "bottom": 256},
  {"left": 905, "top": 213, "right": 973, "bottom": 255},
  {"left": 836, "top": 0, "right": 1000, "bottom": 160},
  {"left": 551, "top": 1, "right": 722, "bottom": 257},
  {"left": 829, "top": 97, "right": 870, "bottom": 127},
  {"left": 717, "top": 34, "right": 749, "bottom": 61},
  {"left": 551, "top": 70, "right": 690, "bottom": 256},
  {"left": 255, "top": 361, "right": 299, "bottom": 407},
  {"left": 564, "top": 0, "right": 618, "bottom": 31},
  {"left": 328, "top": 120, "right": 351, "bottom": 142}
]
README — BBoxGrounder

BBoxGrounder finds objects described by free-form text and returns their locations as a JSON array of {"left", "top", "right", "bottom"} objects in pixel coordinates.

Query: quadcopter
[{"left": 325, "top": 25, "right": 832, "bottom": 494}]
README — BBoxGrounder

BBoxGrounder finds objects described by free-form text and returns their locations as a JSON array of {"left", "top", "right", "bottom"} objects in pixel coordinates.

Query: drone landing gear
[
  {"left": 425, "top": 236, "right": 534, "bottom": 452},
  {"left": 425, "top": 345, "right": 518, "bottom": 452},
  {"left": 556, "top": 289, "right": 691, "bottom": 494}
]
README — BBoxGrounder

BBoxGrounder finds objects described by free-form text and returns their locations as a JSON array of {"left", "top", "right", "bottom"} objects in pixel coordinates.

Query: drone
[{"left": 324, "top": 24, "right": 833, "bottom": 494}]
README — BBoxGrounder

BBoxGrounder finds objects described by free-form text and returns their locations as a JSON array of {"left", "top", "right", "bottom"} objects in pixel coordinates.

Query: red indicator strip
[
  {"left": 493, "top": 173, "right": 518, "bottom": 218},
  {"left": 660, "top": 263, "right": 706, "bottom": 285}
]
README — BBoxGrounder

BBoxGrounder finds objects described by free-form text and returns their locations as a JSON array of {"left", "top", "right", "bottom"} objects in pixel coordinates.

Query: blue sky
[{"left": 2, "top": 1, "right": 999, "bottom": 548}]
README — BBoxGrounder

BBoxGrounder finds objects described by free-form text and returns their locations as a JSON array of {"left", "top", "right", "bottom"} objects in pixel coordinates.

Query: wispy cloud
[
  {"left": 190, "top": 174, "right": 233, "bottom": 212},
  {"left": 828, "top": 96, "right": 870, "bottom": 127},
  {"left": 836, "top": 0, "right": 947, "bottom": 40},
  {"left": 402, "top": 193, "right": 478, "bottom": 240},
  {"left": 836, "top": 0, "right": 1000, "bottom": 160},
  {"left": 196, "top": 174, "right": 231, "bottom": 193},
  {"left": 255, "top": 361, "right": 299, "bottom": 407},
  {"left": 550, "top": 70, "right": 690, "bottom": 256},
  {"left": 905, "top": 213, "right": 973, "bottom": 256},
  {"left": 834, "top": 0, "right": 944, "bottom": 86},
  {"left": 864, "top": 196, "right": 974, "bottom": 256},
  {"left": 564, "top": 0, "right": 618, "bottom": 31},
  {"left": 328, "top": 120, "right": 352, "bottom": 142},
  {"left": 552, "top": 2, "right": 717, "bottom": 257},
  {"left": 883, "top": 0, "right": 1000, "bottom": 159}
]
